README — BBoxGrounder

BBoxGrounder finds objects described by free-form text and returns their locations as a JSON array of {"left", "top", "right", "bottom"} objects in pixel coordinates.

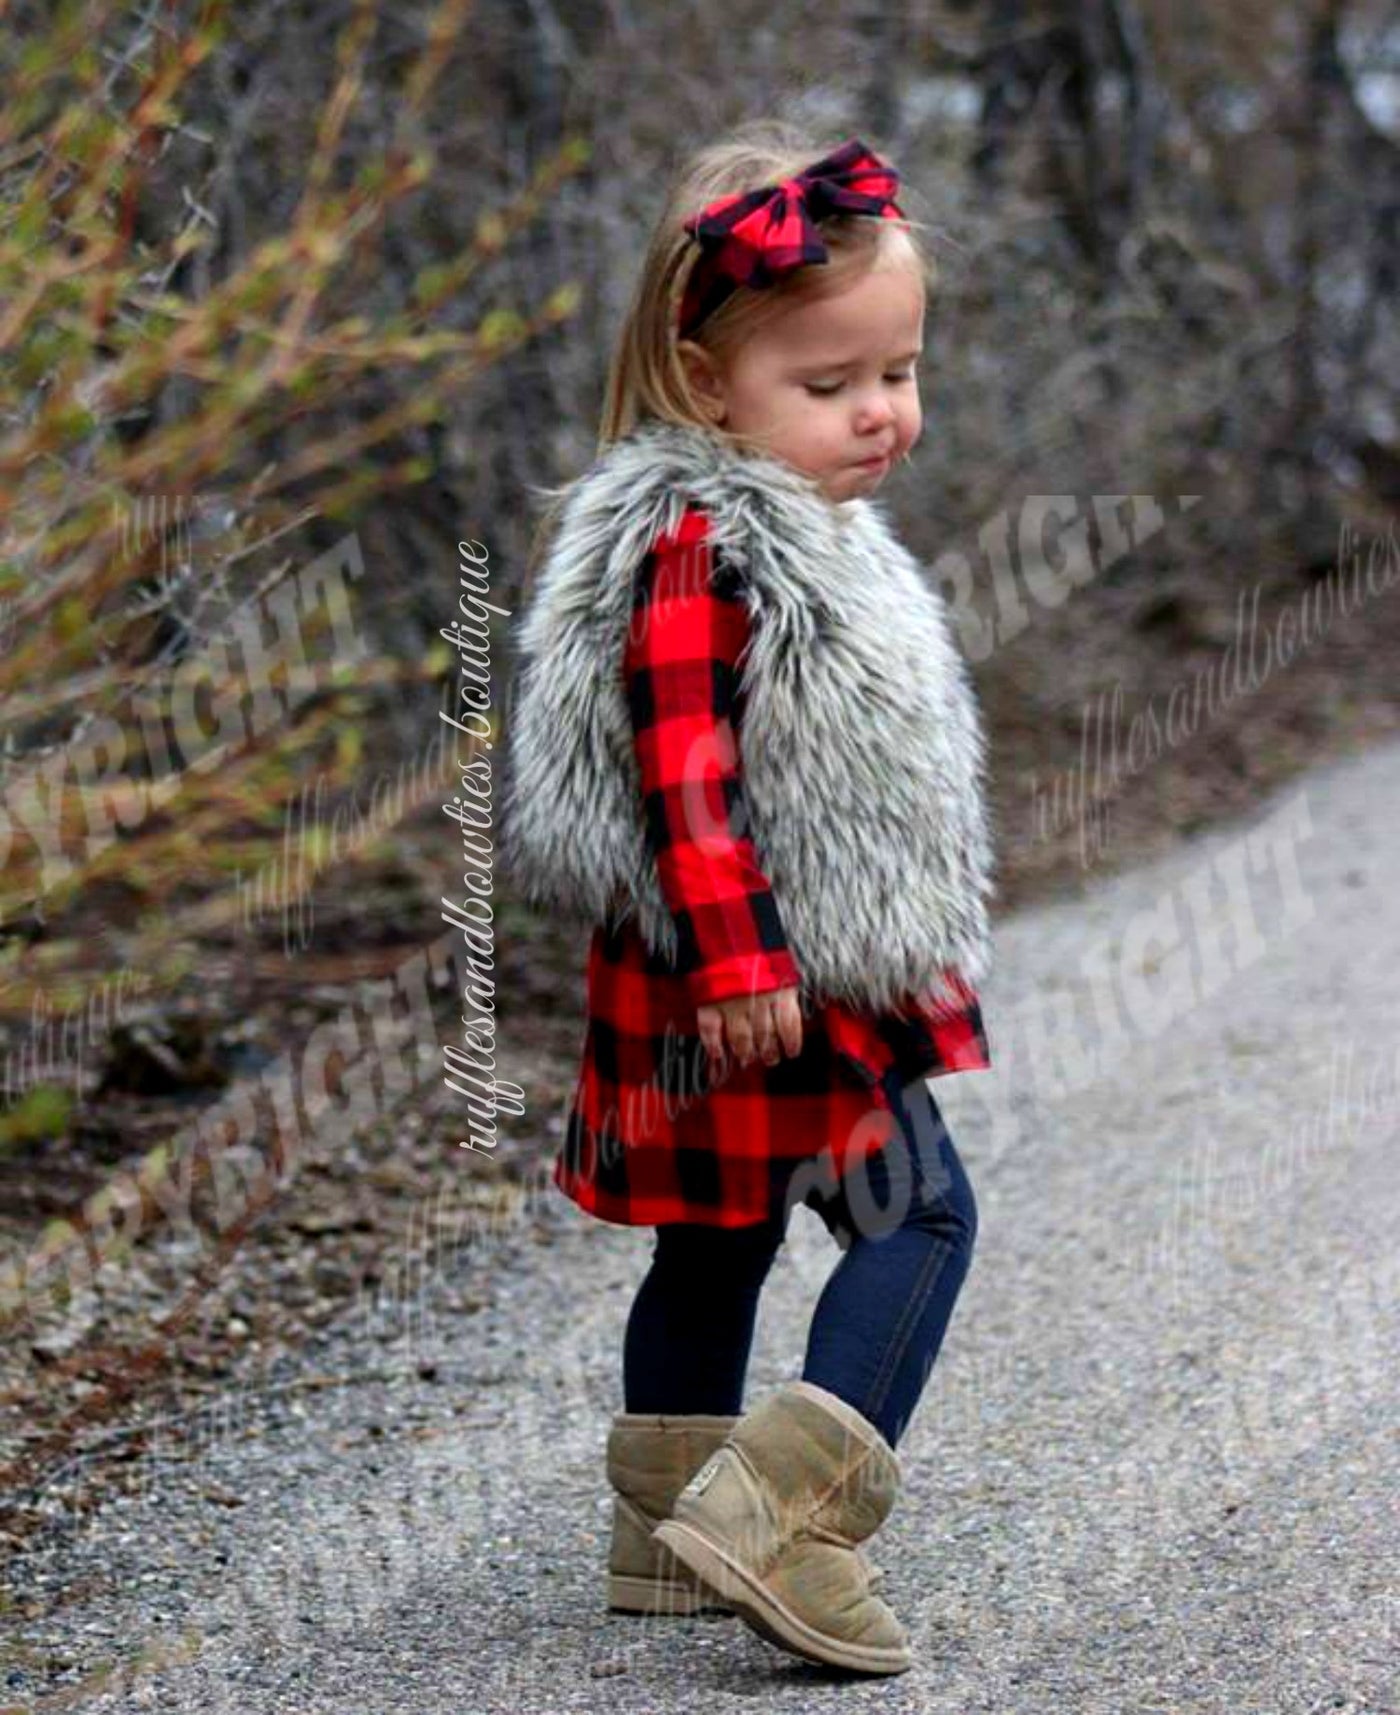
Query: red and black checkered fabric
[
  {"left": 555, "top": 504, "right": 991, "bottom": 1228},
  {"left": 679, "top": 137, "right": 906, "bottom": 336}
]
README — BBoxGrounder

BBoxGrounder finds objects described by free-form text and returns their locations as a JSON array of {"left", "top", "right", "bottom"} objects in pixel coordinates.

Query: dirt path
[{"left": 3, "top": 735, "right": 1397, "bottom": 1713}]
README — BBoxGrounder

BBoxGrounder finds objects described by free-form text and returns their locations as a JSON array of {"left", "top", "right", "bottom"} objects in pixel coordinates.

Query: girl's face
[{"left": 680, "top": 248, "right": 925, "bottom": 505}]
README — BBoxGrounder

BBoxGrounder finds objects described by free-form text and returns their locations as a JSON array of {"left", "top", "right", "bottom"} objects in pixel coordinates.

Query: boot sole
[
  {"left": 607, "top": 1570, "right": 734, "bottom": 1616},
  {"left": 652, "top": 1519, "right": 912, "bottom": 1676}
]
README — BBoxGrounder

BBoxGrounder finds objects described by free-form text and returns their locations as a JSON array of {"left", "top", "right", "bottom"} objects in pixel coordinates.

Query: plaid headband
[{"left": 677, "top": 137, "right": 905, "bottom": 339}]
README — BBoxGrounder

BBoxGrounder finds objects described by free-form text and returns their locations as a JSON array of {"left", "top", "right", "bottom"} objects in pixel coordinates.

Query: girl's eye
[{"left": 804, "top": 371, "right": 917, "bottom": 397}]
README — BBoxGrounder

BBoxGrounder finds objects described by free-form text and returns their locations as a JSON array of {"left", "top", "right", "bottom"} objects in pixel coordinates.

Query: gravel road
[{"left": 6, "top": 735, "right": 1398, "bottom": 1714}]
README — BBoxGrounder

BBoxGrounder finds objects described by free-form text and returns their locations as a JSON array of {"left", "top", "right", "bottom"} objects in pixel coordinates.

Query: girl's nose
[{"left": 856, "top": 397, "right": 897, "bottom": 433}]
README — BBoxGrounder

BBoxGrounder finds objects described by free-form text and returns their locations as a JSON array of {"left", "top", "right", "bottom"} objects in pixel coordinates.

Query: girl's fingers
[
  {"left": 701, "top": 991, "right": 805, "bottom": 1071},
  {"left": 774, "top": 990, "right": 804, "bottom": 1059},
  {"left": 697, "top": 1007, "right": 725, "bottom": 1068},
  {"left": 726, "top": 1012, "right": 755, "bottom": 1065},
  {"left": 752, "top": 999, "right": 778, "bottom": 1063}
]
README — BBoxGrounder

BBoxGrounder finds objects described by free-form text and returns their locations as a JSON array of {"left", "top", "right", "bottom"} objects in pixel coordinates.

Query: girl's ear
[{"left": 677, "top": 338, "right": 728, "bottom": 424}]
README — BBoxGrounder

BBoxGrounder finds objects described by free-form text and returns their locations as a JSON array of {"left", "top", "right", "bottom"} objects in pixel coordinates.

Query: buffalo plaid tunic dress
[{"left": 556, "top": 504, "right": 991, "bottom": 1229}]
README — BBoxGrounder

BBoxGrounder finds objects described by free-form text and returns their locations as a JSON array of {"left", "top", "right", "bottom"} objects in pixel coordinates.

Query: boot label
[{"left": 683, "top": 1458, "right": 720, "bottom": 1498}]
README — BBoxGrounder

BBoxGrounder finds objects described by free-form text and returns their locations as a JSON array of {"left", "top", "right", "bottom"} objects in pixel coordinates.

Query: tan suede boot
[
  {"left": 606, "top": 1412, "right": 739, "bottom": 1614},
  {"left": 606, "top": 1408, "right": 886, "bottom": 1617},
  {"left": 650, "top": 1380, "right": 912, "bottom": 1675}
]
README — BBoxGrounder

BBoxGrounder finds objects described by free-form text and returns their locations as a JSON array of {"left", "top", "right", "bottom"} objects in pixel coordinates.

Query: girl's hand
[{"left": 698, "top": 985, "right": 804, "bottom": 1072}]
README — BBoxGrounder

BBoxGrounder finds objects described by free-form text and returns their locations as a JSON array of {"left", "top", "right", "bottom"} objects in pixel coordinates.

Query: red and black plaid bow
[{"left": 678, "top": 138, "right": 905, "bottom": 337}]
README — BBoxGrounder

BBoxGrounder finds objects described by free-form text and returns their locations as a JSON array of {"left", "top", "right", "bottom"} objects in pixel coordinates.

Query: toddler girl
[{"left": 501, "top": 119, "right": 996, "bottom": 1679}]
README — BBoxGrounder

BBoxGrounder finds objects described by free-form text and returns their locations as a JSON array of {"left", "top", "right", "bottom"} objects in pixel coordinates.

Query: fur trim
[{"left": 500, "top": 419, "right": 997, "bottom": 1013}]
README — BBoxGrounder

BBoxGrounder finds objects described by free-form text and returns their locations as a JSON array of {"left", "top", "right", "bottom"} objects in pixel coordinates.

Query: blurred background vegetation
[{"left": 1, "top": 0, "right": 1398, "bottom": 1510}]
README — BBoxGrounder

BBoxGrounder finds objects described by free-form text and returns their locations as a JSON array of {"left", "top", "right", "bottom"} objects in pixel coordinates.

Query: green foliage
[
  {"left": 0, "top": 1085, "right": 75, "bottom": 1153},
  {"left": 0, "top": 0, "right": 588, "bottom": 1127}
]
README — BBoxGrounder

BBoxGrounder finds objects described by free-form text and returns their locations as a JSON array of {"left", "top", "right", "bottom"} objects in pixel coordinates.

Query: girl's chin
[{"left": 824, "top": 462, "right": 888, "bottom": 501}]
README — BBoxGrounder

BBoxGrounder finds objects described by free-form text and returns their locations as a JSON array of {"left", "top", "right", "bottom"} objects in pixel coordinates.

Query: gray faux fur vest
[{"left": 499, "top": 418, "right": 997, "bottom": 1015}]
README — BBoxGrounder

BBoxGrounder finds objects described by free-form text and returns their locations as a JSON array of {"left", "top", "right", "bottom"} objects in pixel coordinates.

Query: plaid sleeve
[{"left": 624, "top": 507, "right": 802, "bottom": 1008}]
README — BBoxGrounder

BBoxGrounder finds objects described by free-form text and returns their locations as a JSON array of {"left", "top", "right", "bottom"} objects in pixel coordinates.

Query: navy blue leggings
[{"left": 621, "top": 1070, "right": 978, "bottom": 1449}]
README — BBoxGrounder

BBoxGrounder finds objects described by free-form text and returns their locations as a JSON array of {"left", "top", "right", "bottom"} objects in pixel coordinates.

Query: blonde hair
[
  {"left": 600, "top": 118, "right": 936, "bottom": 452},
  {"left": 517, "top": 120, "right": 936, "bottom": 605}
]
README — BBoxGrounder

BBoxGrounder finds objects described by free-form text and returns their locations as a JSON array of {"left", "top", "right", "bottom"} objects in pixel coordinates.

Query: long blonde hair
[{"left": 518, "top": 118, "right": 937, "bottom": 605}]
